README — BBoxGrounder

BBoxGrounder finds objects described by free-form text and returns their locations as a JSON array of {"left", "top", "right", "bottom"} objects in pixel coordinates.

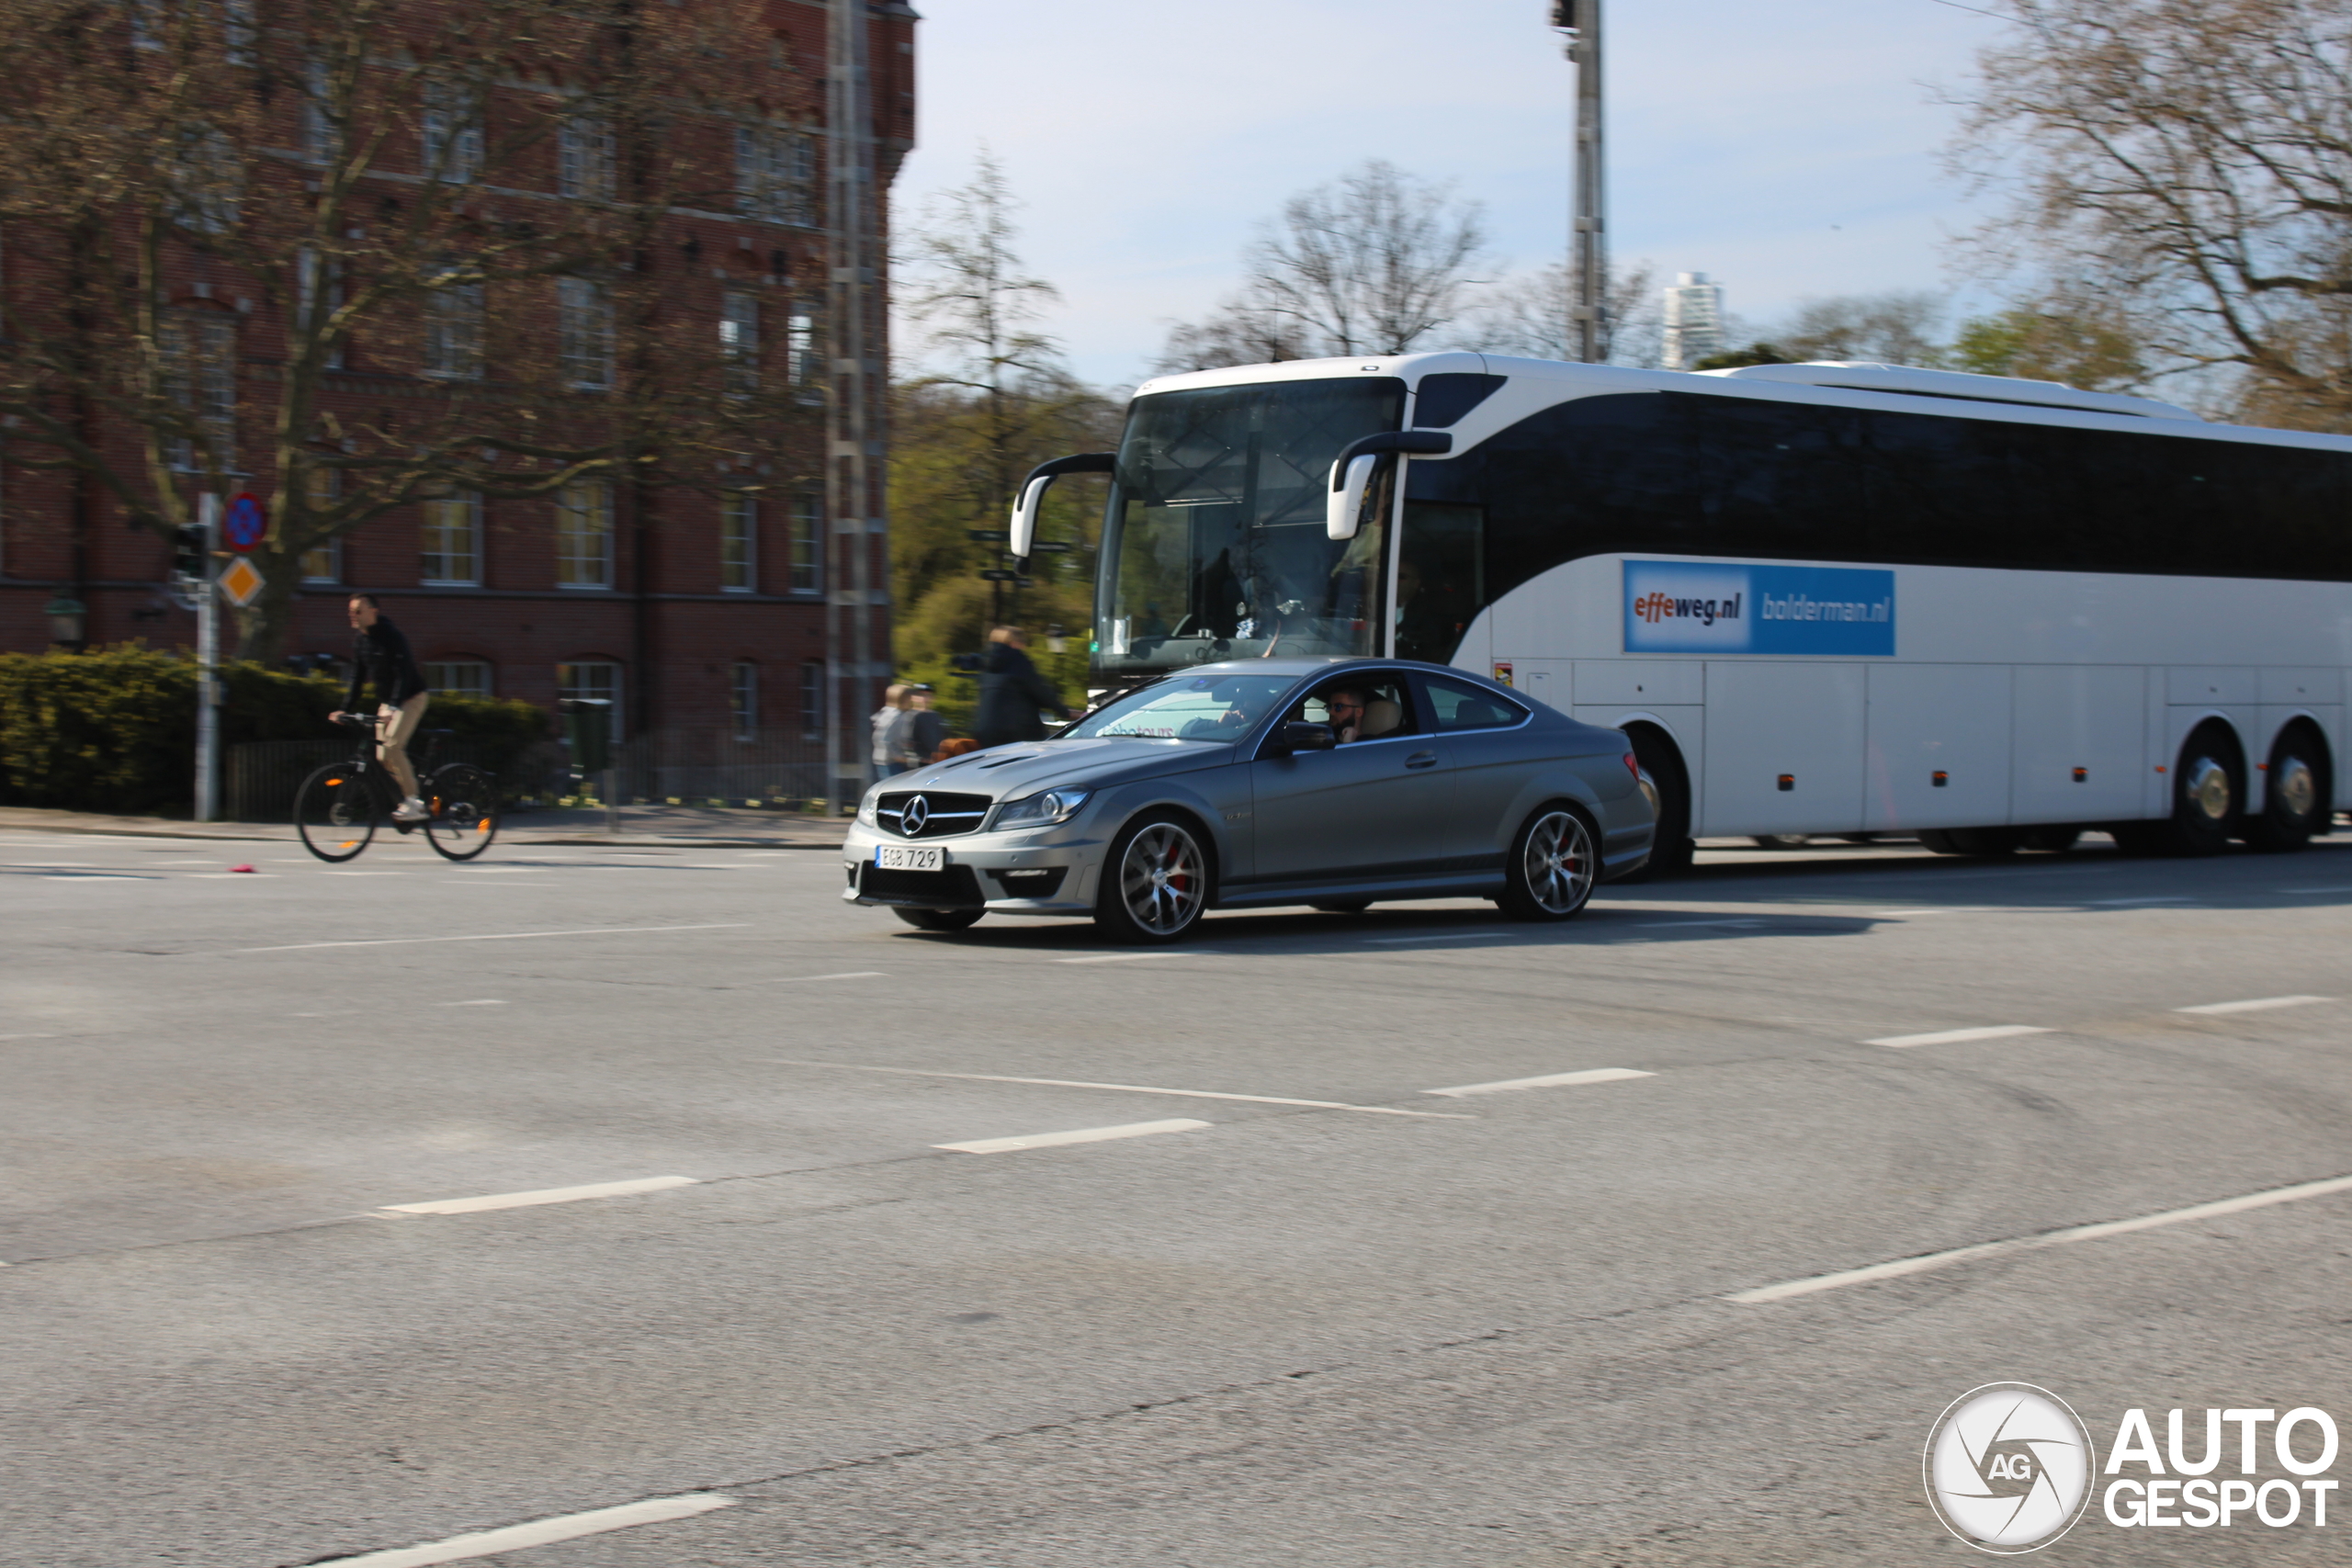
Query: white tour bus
[{"left": 1010, "top": 352, "right": 2352, "bottom": 872}]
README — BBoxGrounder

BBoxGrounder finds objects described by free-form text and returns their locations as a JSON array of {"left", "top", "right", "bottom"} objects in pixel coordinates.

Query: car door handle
[{"left": 1405, "top": 750, "right": 1439, "bottom": 770}]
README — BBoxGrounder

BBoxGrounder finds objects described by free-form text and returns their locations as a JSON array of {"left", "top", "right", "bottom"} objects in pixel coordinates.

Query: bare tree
[
  {"left": 1770, "top": 291, "right": 1951, "bottom": 367},
  {"left": 1460, "top": 259, "right": 1663, "bottom": 367},
  {"left": 1949, "top": 0, "right": 2352, "bottom": 427},
  {"left": 1156, "top": 161, "right": 1489, "bottom": 371},
  {"left": 0, "top": 0, "right": 812, "bottom": 657}
]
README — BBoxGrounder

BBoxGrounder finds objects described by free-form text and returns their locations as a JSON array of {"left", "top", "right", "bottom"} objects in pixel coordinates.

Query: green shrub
[{"left": 0, "top": 644, "right": 547, "bottom": 814}]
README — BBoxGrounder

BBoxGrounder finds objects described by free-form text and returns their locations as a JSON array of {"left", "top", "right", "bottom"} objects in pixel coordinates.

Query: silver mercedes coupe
[{"left": 842, "top": 657, "right": 1657, "bottom": 942}]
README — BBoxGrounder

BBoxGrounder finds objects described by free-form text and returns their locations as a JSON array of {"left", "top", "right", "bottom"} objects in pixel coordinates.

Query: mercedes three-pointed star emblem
[{"left": 900, "top": 795, "right": 931, "bottom": 835}]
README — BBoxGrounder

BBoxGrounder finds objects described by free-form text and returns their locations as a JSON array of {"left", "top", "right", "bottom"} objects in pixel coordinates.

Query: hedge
[{"left": 0, "top": 644, "right": 548, "bottom": 815}]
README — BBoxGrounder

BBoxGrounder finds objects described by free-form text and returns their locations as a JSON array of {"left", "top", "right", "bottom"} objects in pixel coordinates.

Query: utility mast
[
  {"left": 1552, "top": 0, "right": 1605, "bottom": 363},
  {"left": 826, "top": 0, "right": 876, "bottom": 812}
]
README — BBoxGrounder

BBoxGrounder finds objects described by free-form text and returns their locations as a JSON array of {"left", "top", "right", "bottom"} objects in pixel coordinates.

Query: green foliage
[
  {"left": 0, "top": 644, "right": 546, "bottom": 813},
  {"left": 1691, "top": 342, "right": 1795, "bottom": 370},
  {"left": 1948, "top": 307, "right": 2145, "bottom": 391}
]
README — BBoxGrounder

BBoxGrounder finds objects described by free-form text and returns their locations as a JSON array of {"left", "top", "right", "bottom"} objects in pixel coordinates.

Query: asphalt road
[{"left": 3, "top": 828, "right": 2348, "bottom": 1567}]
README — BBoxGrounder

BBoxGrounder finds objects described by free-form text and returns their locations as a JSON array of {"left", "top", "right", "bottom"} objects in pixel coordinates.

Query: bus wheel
[
  {"left": 2018, "top": 827, "right": 2081, "bottom": 853},
  {"left": 1918, "top": 828, "right": 2016, "bottom": 856},
  {"left": 2121, "top": 723, "right": 2243, "bottom": 856},
  {"left": 1622, "top": 726, "right": 1693, "bottom": 879},
  {"left": 2245, "top": 728, "right": 2331, "bottom": 852}
]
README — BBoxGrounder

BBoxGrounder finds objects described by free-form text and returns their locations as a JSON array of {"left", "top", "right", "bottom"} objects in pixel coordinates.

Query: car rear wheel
[
  {"left": 892, "top": 906, "right": 985, "bottom": 931},
  {"left": 1498, "top": 805, "right": 1598, "bottom": 921},
  {"left": 1094, "top": 812, "right": 1210, "bottom": 943}
]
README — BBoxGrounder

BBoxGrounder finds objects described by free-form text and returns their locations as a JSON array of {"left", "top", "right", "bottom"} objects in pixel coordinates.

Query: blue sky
[{"left": 891, "top": 0, "right": 2012, "bottom": 390}]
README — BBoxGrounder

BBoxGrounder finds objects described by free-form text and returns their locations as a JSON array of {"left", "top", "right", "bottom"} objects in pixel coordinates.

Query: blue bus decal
[{"left": 1624, "top": 560, "right": 1894, "bottom": 656}]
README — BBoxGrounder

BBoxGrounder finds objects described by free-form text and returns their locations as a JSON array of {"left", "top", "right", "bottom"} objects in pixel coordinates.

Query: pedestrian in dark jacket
[
  {"left": 973, "top": 626, "right": 1070, "bottom": 749},
  {"left": 904, "top": 686, "right": 947, "bottom": 765}
]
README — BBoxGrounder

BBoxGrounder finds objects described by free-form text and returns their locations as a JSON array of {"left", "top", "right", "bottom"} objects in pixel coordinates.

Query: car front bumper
[{"left": 841, "top": 821, "right": 1104, "bottom": 916}]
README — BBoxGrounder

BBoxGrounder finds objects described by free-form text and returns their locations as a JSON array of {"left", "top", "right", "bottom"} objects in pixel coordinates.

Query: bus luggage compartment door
[
  {"left": 1864, "top": 665, "right": 2012, "bottom": 833},
  {"left": 2014, "top": 665, "right": 2147, "bottom": 823},
  {"left": 1700, "top": 661, "right": 1866, "bottom": 838}
]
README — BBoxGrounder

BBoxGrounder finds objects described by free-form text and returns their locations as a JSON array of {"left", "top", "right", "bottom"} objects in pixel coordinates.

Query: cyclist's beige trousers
[{"left": 377, "top": 694, "right": 430, "bottom": 799}]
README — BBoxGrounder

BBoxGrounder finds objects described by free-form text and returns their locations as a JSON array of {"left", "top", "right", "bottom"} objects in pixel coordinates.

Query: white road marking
[
  {"left": 237, "top": 922, "right": 749, "bottom": 953},
  {"left": 308, "top": 1493, "right": 735, "bottom": 1567},
  {"left": 1727, "top": 1169, "right": 2352, "bottom": 1304},
  {"left": 187, "top": 872, "right": 276, "bottom": 879},
  {"left": 748, "top": 971, "right": 886, "bottom": 984},
  {"left": 1640, "top": 918, "right": 1765, "bottom": 929},
  {"left": 936, "top": 1119, "right": 1212, "bottom": 1155},
  {"left": 42, "top": 874, "right": 150, "bottom": 881},
  {"left": 2174, "top": 995, "right": 2331, "bottom": 1016},
  {"left": 1423, "top": 1066, "right": 1656, "bottom": 1098},
  {"left": 1866, "top": 1025, "right": 2055, "bottom": 1048},
  {"left": 379, "top": 1175, "right": 698, "bottom": 1216},
  {"left": 0, "top": 1033, "right": 57, "bottom": 1041},
  {"left": 1366, "top": 932, "right": 1489, "bottom": 944},
  {"left": 1054, "top": 951, "right": 1220, "bottom": 963},
  {"left": 768, "top": 1058, "right": 1474, "bottom": 1118},
  {"left": 324, "top": 871, "right": 404, "bottom": 876},
  {"left": 435, "top": 998, "right": 508, "bottom": 1008},
  {"left": 2088, "top": 895, "right": 2195, "bottom": 906}
]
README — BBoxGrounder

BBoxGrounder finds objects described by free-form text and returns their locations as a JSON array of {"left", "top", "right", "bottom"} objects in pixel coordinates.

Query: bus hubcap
[
  {"left": 2185, "top": 757, "right": 2233, "bottom": 822},
  {"left": 2275, "top": 757, "right": 2316, "bottom": 820}
]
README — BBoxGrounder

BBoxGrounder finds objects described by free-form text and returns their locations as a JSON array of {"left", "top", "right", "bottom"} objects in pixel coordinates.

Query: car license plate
[{"left": 875, "top": 843, "right": 944, "bottom": 872}]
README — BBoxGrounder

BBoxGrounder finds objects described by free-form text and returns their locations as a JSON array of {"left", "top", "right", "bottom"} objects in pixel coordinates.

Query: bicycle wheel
[
  {"left": 295, "top": 761, "right": 379, "bottom": 862},
  {"left": 423, "top": 765, "right": 500, "bottom": 861}
]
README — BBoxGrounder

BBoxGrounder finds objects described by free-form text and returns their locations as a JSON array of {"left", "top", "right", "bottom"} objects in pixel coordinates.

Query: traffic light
[{"left": 172, "top": 525, "right": 207, "bottom": 581}]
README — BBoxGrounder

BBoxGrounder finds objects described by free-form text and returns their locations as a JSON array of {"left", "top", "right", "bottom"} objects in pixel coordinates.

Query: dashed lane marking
[
  {"left": 435, "top": 998, "right": 508, "bottom": 1008},
  {"left": 746, "top": 971, "right": 886, "bottom": 984},
  {"left": 1365, "top": 932, "right": 1489, "bottom": 945},
  {"left": 1727, "top": 1170, "right": 2352, "bottom": 1304},
  {"left": 1424, "top": 1066, "right": 1657, "bottom": 1098},
  {"left": 379, "top": 1176, "right": 698, "bottom": 1216},
  {"left": 935, "top": 1119, "right": 1213, "bottom": 1155},
  {"left": 1639, "top": 918, "right": 1766, "bottom": 930},
  {"left": 2174, "top": 995, "right": 2331, "bottom": 1016},
  {"left": 309, "top": 1493, "right": 736, "bottom": 1567},
  {"left": 1866, "top": 1025, "right": 2055, "bottom": 1048},
  {"left": 767, "top": 1058, "right": 1475, "bottom": 1119},
  {"left": 236, "top": 922, "right": 750, "bottom": 953}
]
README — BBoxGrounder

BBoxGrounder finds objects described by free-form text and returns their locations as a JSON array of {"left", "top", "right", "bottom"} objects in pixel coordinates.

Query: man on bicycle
[{"left": 328, "top": 593, "right": 430, "bottom": 823}]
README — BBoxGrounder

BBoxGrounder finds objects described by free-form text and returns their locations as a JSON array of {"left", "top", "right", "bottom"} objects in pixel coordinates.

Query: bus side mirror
[
  {"left": 1325, "top": 430, "right": 1453, "bottom": 540},
  {"left": 1009, "top": 452, "right": 1116, "bottom": 560}
]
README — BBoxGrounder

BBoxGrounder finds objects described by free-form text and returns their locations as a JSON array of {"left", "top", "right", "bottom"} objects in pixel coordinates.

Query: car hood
[{"left": 892, "top": 738, "right": 1235, "bottom": 800}]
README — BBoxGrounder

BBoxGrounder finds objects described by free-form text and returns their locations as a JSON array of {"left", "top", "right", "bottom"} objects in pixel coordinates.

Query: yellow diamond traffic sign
[{"left": 217, "top": 556, "right": 266, "bottom": 608}]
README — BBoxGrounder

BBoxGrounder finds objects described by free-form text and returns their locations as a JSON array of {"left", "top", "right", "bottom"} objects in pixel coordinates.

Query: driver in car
[{"left": 1323, "top": 687, "right": 1370, "bottom": 743}]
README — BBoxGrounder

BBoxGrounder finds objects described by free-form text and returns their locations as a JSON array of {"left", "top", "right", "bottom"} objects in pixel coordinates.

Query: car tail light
[{"left": 1623, "top": 752, "right": 1641, "bottom": 779}]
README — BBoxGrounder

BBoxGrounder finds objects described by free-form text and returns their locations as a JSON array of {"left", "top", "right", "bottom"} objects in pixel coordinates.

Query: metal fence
[{"left": 606, "top": 727, "right": 832, "bottom": 807}]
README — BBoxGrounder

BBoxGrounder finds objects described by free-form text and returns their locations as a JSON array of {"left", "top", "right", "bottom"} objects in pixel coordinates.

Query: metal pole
[
  {"left": 827, "top": 0, "right": 876, "bottom": 813},
  {"left": 1560, "top": 0, "right": 1606, "bottom": 364},
  {"left": 195, "top": 492, "right": 220, "bottom": 822}
]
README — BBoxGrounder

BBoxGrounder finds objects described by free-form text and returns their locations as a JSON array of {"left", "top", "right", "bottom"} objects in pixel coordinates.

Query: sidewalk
[{"left": 0, "top": 802, "right": 853, "bottom": 850}]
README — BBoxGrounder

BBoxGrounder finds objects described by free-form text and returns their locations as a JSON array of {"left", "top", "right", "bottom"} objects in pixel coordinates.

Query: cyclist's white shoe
[{"left": 392, "top": 796, "right": 429, "bottom": 823}]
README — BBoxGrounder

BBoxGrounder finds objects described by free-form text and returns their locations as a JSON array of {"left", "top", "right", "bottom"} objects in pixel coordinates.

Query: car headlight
[
  {"left": 991, "top": 787, "right": 1091, "bottom": 830},
  {"left": 855, "top": 793, "right": 879, "bottom": 828}
]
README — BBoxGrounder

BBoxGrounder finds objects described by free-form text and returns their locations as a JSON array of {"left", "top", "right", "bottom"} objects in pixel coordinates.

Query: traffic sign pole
[{"left": 195, "top": 493, "right": 220, "bottom": 823}]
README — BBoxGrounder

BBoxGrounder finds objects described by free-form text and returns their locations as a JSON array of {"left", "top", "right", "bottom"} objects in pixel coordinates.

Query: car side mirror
[{"left": 1272, "top": 721, "right": 1337, "bottom": 753}]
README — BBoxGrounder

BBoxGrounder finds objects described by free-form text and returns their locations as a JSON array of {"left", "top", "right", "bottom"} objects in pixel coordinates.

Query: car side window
[
  {"left": 1294, "top": 676, "right": 1415, "bottom": 741},
  {"left": 1420, "top": 672, "right": 1527, "bottom": 732}
]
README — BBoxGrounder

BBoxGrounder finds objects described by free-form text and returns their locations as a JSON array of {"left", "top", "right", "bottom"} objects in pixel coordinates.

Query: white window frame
[
  {"left": 301, "top": 58, "right": 338, "bottom": 164},
  {"left": 556, "top": 480, "right": 614, "bottom": 589},
  {"left": 421, "top": 78, "right": 484, "bottom": 184},
  {"left": 558, "top": 113, "right": 616, "bottom": 201},
  {"left": 557, "top": 276, "right": 615, "bottom": 390},
  {"left": 420, "top": 491, "right": 482, "bottom": 586},
  {"left": 789, "top": 492, "right": 822, "bottom": 595},
  {"left": 424, "top": 660, "right": 492, "bottom": 697},
  {"left": 720, "top": 491, "right": 756, "bottom": 592},
  {"left": 163, "top": 310, "right": 238, "bottom": 472},
  {"left": 730, "top": 661, "right": 758, "bottom": 740},
  {"left": 720, "top": 289, "right": 759, "bottom": 395},
  {"left": 787, "top": 305, "right": 822, "bottom": 404},
  {"left": 799, "top": 660, "right": 825, "bottom": 739},
  {"left": 558, "top": 660, "right": 624, "bottom": 741}
]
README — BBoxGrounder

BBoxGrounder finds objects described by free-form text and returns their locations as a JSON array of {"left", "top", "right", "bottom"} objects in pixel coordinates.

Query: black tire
[
  {"left": 1916, "top": 827, "right": 2016, "bottom": 856},
  {"left": 1622, "top": 727, "right": 1693, "bottom": 879},
  {"left": 1916, "top": 829, "right": 1961, "bottom": 855},
  {"left": 1309, "top": 898, "right": 1374, "bottom": 914},
  {"left": 423, "top": 765, "right": 501, "bottom": 862},
  {"left": 1498, "top": 804, "right": 1599, "bottom": 921},
  {"left": 2018, "top": 826, "right": 2081, "bottom": 854},
  {"left": 294, "top": 761, "right": 379, "bottom": 862},
  {"left": 2119, "top": 723, "right": 2243, "bottom": 856},
  {"left": 1093, "top": 811, "right": 1211, "bottom": 944},
  {"left": 2244, "top": 727, "right": 2331, "bottom": 852},
  {"left": 892, "top": 906, "right": 986, "bottom": 931}
]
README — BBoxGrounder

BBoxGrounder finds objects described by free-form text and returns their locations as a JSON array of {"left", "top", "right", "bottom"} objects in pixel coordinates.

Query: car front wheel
[
  {"left": 1498, "top": 805, "right": 1599, "bottom": 921},
  {"left": 1094, "top": 812, "right": 1210, "bottom": 943}
]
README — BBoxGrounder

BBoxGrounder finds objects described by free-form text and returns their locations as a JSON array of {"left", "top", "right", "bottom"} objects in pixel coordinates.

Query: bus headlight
[{"left": 992, "top": 787, "right": 1091, "bottom": 831}]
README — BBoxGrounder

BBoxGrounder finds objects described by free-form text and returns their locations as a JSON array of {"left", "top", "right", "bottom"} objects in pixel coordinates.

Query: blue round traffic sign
[{"left": 223, "top": 492, "right": 267, "bottom": 553}]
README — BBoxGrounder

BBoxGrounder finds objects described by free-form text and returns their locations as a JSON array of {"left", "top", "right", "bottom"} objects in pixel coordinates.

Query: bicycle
[{"left": 293, "top": 715, "right": 501, "bottom": 863}]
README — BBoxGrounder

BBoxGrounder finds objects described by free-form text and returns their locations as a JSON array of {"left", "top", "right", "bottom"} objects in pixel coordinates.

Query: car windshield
[{"left": 1063, "top": 673, "right": 1303, "bottom": 742}]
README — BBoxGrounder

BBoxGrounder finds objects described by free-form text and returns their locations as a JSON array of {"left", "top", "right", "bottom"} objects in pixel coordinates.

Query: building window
[
  {"left": 423, "top": 270, "right": 483, "bottom": 379},
  {"left": 301, "top": 57, "right": 338, "bottom": 164},
  {"left": 558, "top": 114, "right": 616, "bottom": 201},
  {"left": 787, "top": 305, "right": 822, "bottom": 403},
  {"left": 720, "top": 491, "right": 755, "bottom": 592},
  {"left": 557, "top": 276, "right": 615, "bottom": 389},
  {"left": 730, "top": 661, "right": 758, "bottom": 739},
  {"left": 556, "top": 480, "right": 613, "bottom": 588},
  {"left": 301, "top": 536, "right": 342, "bottom": 583},
  {"left": 167, "top": 125, "right": 242, "bottom": 235},
  {"left": 789, "top": 492, "right": 821, "bottom": 594},
  {"left": 421, "top": 78, "right": 482, "bottom": 183},
  {"left": 420, "top": 491, "right": 481, "bottom": 585},
  {"left": 300, "top": 464, "right": 341, "bottom": 581},
  {"left": 299, "top": 248, "right": 346, "bottom": 367},
  {"left": 786, "top": 134, "right": 816, "bottom": 225},
  {"left": 799, "top": 660, "right": 824, "bottom": 739},
  {"left": 424, "top": 660, "right": 492, "bottom": 697},
  {"left": 720, "top": 289, "right": 759, "bottom": 394},
  {"left": 223, "top": 0, "right": 257, "bottom": 65},
  {"left": 162, "top": 310, "right": 237, "bottom": 472},
  {"left": 558, "top": 660, "right": 623, "bottom": 742}
]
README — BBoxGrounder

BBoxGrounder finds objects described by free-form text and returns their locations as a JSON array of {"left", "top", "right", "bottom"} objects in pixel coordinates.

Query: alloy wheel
[
  {"left": 1119, "top": 822, "right": 1204, "bottom": 936},
  {"left": 1521, "top": 810, "right": 1595, "bottom": 915}
]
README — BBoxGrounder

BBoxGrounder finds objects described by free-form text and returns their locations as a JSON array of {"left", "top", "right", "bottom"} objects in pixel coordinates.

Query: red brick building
[{"left": 0, "top": 0, "right": 915, "bottom": 759}]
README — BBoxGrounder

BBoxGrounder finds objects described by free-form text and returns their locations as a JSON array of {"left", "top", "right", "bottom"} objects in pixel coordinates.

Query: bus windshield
[{"left": 1094, "top": 377, "right": 1406, "bottom": 678}]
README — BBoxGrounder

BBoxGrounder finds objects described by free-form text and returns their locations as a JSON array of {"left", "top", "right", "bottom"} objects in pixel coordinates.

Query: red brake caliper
[{"left": 1165, "top": 842, "right": 1190, "bottom": 894}]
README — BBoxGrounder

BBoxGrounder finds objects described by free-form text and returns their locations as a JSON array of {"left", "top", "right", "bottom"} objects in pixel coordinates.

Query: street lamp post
[{"left": 1552, "top": 0, "right": 1606, "bottom": 364}]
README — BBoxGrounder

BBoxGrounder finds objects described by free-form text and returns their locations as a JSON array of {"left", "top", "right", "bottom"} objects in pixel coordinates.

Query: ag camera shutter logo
[{"left": 1924, "top": 1383, "right": 2094, "bottom": 1553}]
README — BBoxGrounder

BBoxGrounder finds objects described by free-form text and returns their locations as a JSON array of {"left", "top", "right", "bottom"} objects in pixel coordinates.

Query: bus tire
[
  {"left": 1622, "top": 725, "right": 1693, "bottom": 880},
  {"left": 1918, "top": 828, "right": 2015, "bottom": 856},
  {"left": 2120, "top": 722, "right": 2244, "bottom": 856},
  {"left": 2244, "top": 725, "right": 2331, "bottom": 852},
  {"left": 2018, "top": 826, "right": 2081, "bottom": 853},
  {"left": 1916, "top": 829, "right": 1962, "bottom": 855}
]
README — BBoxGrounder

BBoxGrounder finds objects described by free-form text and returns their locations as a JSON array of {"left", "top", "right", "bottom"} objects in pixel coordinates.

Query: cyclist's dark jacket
[{"left": 346, "top": 615, "right": 427, "bottom": 708}]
